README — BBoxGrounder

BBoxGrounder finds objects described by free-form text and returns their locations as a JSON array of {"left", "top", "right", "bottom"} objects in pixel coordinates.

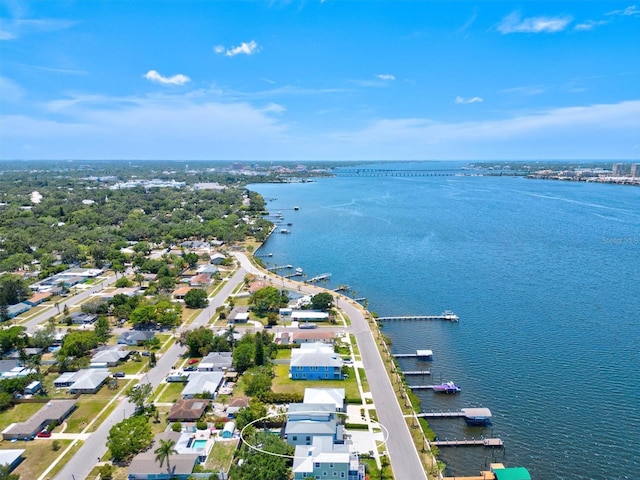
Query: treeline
[{"left": 0, "top": 165, "right": 272, "bottom": 274}]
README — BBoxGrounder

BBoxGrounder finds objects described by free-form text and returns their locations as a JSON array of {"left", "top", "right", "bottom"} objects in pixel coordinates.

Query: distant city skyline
[{"left": 1, "top": 1, "right": 639, "bottom": 161}]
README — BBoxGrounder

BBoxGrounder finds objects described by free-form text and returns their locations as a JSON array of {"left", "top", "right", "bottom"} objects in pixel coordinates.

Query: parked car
[
  {"left": 188, "top": 358, "right": 199, "bottom": 364},
  {"left": 113, "top": 372, "right": 126, "bottom": 378},
  {"left": 184, "top": 366, "right": 197, "bottom": 371},
  {"left": 141, "top": 351, "right": 151, "bottom": 357},
  {"left": 37, "top": 430, "right": 52, "bottom": 438}
]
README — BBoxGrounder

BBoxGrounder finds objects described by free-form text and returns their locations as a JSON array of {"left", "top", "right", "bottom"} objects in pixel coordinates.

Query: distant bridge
[{"left": 334, "top": 169, "right": 459, "bottom": 177}]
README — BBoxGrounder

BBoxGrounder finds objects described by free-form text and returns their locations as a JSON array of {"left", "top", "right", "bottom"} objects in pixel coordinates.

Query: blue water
[{"left": 248, "top": 163, "right": 640, "bottom": 480}]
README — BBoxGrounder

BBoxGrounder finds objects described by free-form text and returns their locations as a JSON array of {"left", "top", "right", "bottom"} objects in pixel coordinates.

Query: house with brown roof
[
  {"left": 189, "top": 274, "right": 211, "bottom": 287},
  {"left": 167, "top": 399, "right": 209, "bottom": 422},
  {"left": 226, "top": 396, "right": 249, "bottom": 417},
  {"left": 25, "top": 291, "right": 52, "bottom": 306},
  {"left": 173, "top": 286, "right": 193, "bottom": 300},
  {"left": 292, "top": 330, "right": 336, "bottom": 345}
]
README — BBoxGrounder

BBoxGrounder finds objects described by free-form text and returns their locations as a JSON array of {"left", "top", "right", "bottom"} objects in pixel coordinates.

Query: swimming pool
[{"left": 192, "top": 439, "right": 207, "bottom": 449}]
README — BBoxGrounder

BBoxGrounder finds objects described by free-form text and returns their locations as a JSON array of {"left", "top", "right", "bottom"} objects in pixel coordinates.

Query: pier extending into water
[
  {"left": 432, "top": 438, "right": 504, "bottom": 448},
  {"left": 403, "top": 370, "right": 431, "bottom": 376},
  {"left": 393, "top": 349, "right": 433, "bottom": 359},
  {"left": 308, "top": 273, "right": 332, "bottom": 283},
  {"left": 377, "top": 311, "right": 459, "bottom": 322}
]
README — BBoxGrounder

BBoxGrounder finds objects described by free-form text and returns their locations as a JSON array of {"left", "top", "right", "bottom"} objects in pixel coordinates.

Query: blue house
[
  {"left": 285, "top": 403, "right": 343, "bottom": 446},
  {"left": 290, "top": 343, "right": 343, "bottom": 380}
]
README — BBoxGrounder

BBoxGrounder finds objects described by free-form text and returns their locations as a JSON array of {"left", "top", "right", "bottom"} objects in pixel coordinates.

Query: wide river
[{"left": 248, "top": 162, "right": 640, "bottom": 479}]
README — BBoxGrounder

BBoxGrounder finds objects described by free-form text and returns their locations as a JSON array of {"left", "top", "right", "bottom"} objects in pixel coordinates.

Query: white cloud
[
  {"left": 0, "top": 18, "right": 76, "bottom": 40},
  {"left": 574, "top": 20, "right": 608, "bottom": 31},
  {"left": 144, "top": 70, "right": 190, "bottom": 86},
  {"left": 376, "top": 74, "right": 396, "bottom": 81},
  {"left": 497, "top": 11, "right": 572, "bottom": 34},
  {"left": 606, "top": 5, "right": 640, "bottom": 17},
  {"left": 215, "top": 40, "right": 260, "bottom": 57},
  {"left": 500, "top": 85, "right": 546, "bottom": 96},
  {"left": 455, "top": 96, "right": 483, "bottom": 104},
  {"left": 0, "top": 76, "right": 25, "bottom": 101}
]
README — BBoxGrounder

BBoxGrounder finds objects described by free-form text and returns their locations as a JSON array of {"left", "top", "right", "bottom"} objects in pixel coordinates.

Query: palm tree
[{"left": 154, "top": 438, "right": 178, "bottom": 476}]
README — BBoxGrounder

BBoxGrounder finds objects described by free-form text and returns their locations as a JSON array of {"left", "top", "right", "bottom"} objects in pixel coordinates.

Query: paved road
[
  {"left": 52, "top": 268, "right": 247, "bottom": 480},
  {"left": 233, "top": 252, "right": 428, "bottom": 480},
  {"left": 22, "top": 270, "right": 126, "bottom": 333}
]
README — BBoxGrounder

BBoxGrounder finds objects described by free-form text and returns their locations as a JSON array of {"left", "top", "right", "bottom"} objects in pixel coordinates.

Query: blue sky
[{"left": 1, "top": 1, "right": 639, "bottom": 161}]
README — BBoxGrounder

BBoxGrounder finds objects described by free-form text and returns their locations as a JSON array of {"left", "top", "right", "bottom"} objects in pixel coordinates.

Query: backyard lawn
[
  {"left": 272, "top": 364, "right": 361, "bottom": 403},
  {"left": 204, "top": 438, "right": 238, "bottom": 472},
  {"left": 2, "top": 439, "right": 72, "bottom": 480},
  {"left": 0, "top": 403, "right": 43, "bottom": 431}
]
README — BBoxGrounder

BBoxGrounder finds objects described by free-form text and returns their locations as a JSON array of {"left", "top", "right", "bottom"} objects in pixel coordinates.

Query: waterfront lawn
[
  {"left": 0, "top": 402, "right": 43, "bottom": 431},
  {"left": 8, "top": 439, "right": 72, "bottom": 479},
  {"left": 272, "top": 364, "right": 361, "bottom": 403}
]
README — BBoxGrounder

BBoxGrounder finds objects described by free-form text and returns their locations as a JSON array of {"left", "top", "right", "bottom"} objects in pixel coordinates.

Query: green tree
[
  {"left": 182, "top": 252, "right": 199, "bottom": 267},
  {"left": 154, "top": 438, "right": 178, "bottom": 477},
  {"left": 178, "top": 327, "right": 214, "bottom": 357},
  {"left": 106, "top": 415, "right": 153, "bottom": 463},
  {"left": 126, "top": 383, "right": 153, "bottom": 414},
  {"left": 0, "top": 463, "right": 20, "bottom": 480},
  {"left": 251, "top": 286, "right": 288, "bottom": 316},
  {"left": 184, "top": 288, "right": 208, "bottom": 309},
  {"left": 254, "top": 332, "right": 265, "bottom": 367},
  {"left": 232, "top": 339, "right": 255, "bottom": 374},
  {"left": 0, "top": 274, "right": 31, "bottom": 305},
  {"left": 115, "top": 276, "right": 132, "bottom": 288},
  {"left": 229, "top": 429, "right": 293, "bottom": 480},
  {"left": 244, "top": 365, "right": 273, "bottom": 397},
  {"left": 310, "top": 292, "right": 334, "bottom": 311},
  {"left": 94, "top": 316, "right": 112, "bottom": 343},
  {"left": 57, "top": 330, "right": 99, "bottom": 358}
]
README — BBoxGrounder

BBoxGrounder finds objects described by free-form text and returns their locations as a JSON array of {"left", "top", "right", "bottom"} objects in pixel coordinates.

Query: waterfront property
[
  {"left": 285, "top": 403, "right": 343, "bottom": 446},
  {"left": 293, "top": 436, "right": 365, "bottom": 480},
  {"left": 290, "top": 342, "right": 344, "bottom": 380},
  {"left": 303, "top": 388, "right": 346, "bottom": 412}
]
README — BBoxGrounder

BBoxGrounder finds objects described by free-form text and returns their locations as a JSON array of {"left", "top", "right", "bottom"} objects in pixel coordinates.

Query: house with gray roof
[
  {"left": 181, "top": 371, "right": 224, "bottom": 399},
  {"left": 293, "top": 437, "right": 364, "bottom": 480},
  {"left": 128, "top": 431, "right": 200, "bottom": 480},
  {"left": 69, "top": 311, "right": 98, "bottom": 324},
  {"left": 90, "top": 346, "right": 130, "bottom": 367},
  {"left": 197, "top": 352, "right": 232, "bottom": 371},
  {"left": 1, "top": 400, "right": 76, "bottom": 440},
  {"left": 285, "top": 403, "right": 343, "bottom": 447},
  {"left": 7, "top": 303, "right": 31, "bottom": 319},
  {"left": 54, "top": 369, "right": 110, "bottom": 394},
  {"left": 290, "top": 342, "right": 343, "bottom": 380},
  {"left": 117, "top": 330, "right": 156, "bottom": 346},
  {"left": 0, "top": 449, "right": 25, "bottom": 473}
]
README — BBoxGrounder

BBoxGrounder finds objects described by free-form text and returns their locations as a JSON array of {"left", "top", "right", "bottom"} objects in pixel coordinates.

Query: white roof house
[
  {"left": 291, "top": 343, "right": 343, "bottom": 368},
  {"left": 54, "top": 369, "right": 111, "bottom": 394},
  {"left": 90, "top": 346, "right": 130, "bottom": 367},
  {"left": 292, "top": 437, "right": 363, "bottom": 480},
  {"left": 182, "top": 372, "right": 224, "bottom": 399},
  {"left": 291, "top": 311, "right": 329, "bottom": 321},
  {"left": 303, "top": 388, "right": 346, "bottom": 412}
]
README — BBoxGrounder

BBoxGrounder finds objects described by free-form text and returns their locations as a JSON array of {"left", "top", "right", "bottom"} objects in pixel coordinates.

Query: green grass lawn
[
  {"left": 64, "top": 399, "right": 110, "bottom": 432},
  {"left": 155, "top": 382, "right": 185, "bottom": 403},
  {"left": 204, "top": 439, "right": 238, "bottom": 471},
  {"left": 3, "top": 439, "right": 72, "bottom": 480},
  {"left": 271, "top": 364, "right": 361, "bottom": 403},
  {"left": 0, "top": 403, "right": 43, "bottom": 431}
]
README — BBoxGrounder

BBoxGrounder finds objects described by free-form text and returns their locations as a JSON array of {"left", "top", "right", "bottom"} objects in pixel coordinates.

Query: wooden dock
[
  {"left": 308, "top": 273, "right": 332, "bottom": 283},
  {"left": 403, "top": 371, "right": 431, "bottom": 376},
  {"left": 416, "top": 411, "right": 465, "bottom": 418},
  {"left": 378, "top": 312, "right": 459, "bottom": 322},
  {"left": 393, "top": 349, "right": 433, "bottom": 359},
  {"left": 432, "top": 438, "right": 503, "bottom": 448}
]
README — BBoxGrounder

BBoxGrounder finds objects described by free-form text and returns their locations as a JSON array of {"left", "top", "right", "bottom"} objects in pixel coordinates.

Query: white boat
[{"left": 295, "top": 267, "right": 303, "bottom": 274}]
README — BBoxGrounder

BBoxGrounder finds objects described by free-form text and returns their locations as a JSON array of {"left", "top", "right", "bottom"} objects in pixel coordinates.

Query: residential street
[
  {"left": 50, "top": 268, "right": 247, "bottom": 480},
  {"left": 233, "top": 252, "right": 428, "bottom": 480}
]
